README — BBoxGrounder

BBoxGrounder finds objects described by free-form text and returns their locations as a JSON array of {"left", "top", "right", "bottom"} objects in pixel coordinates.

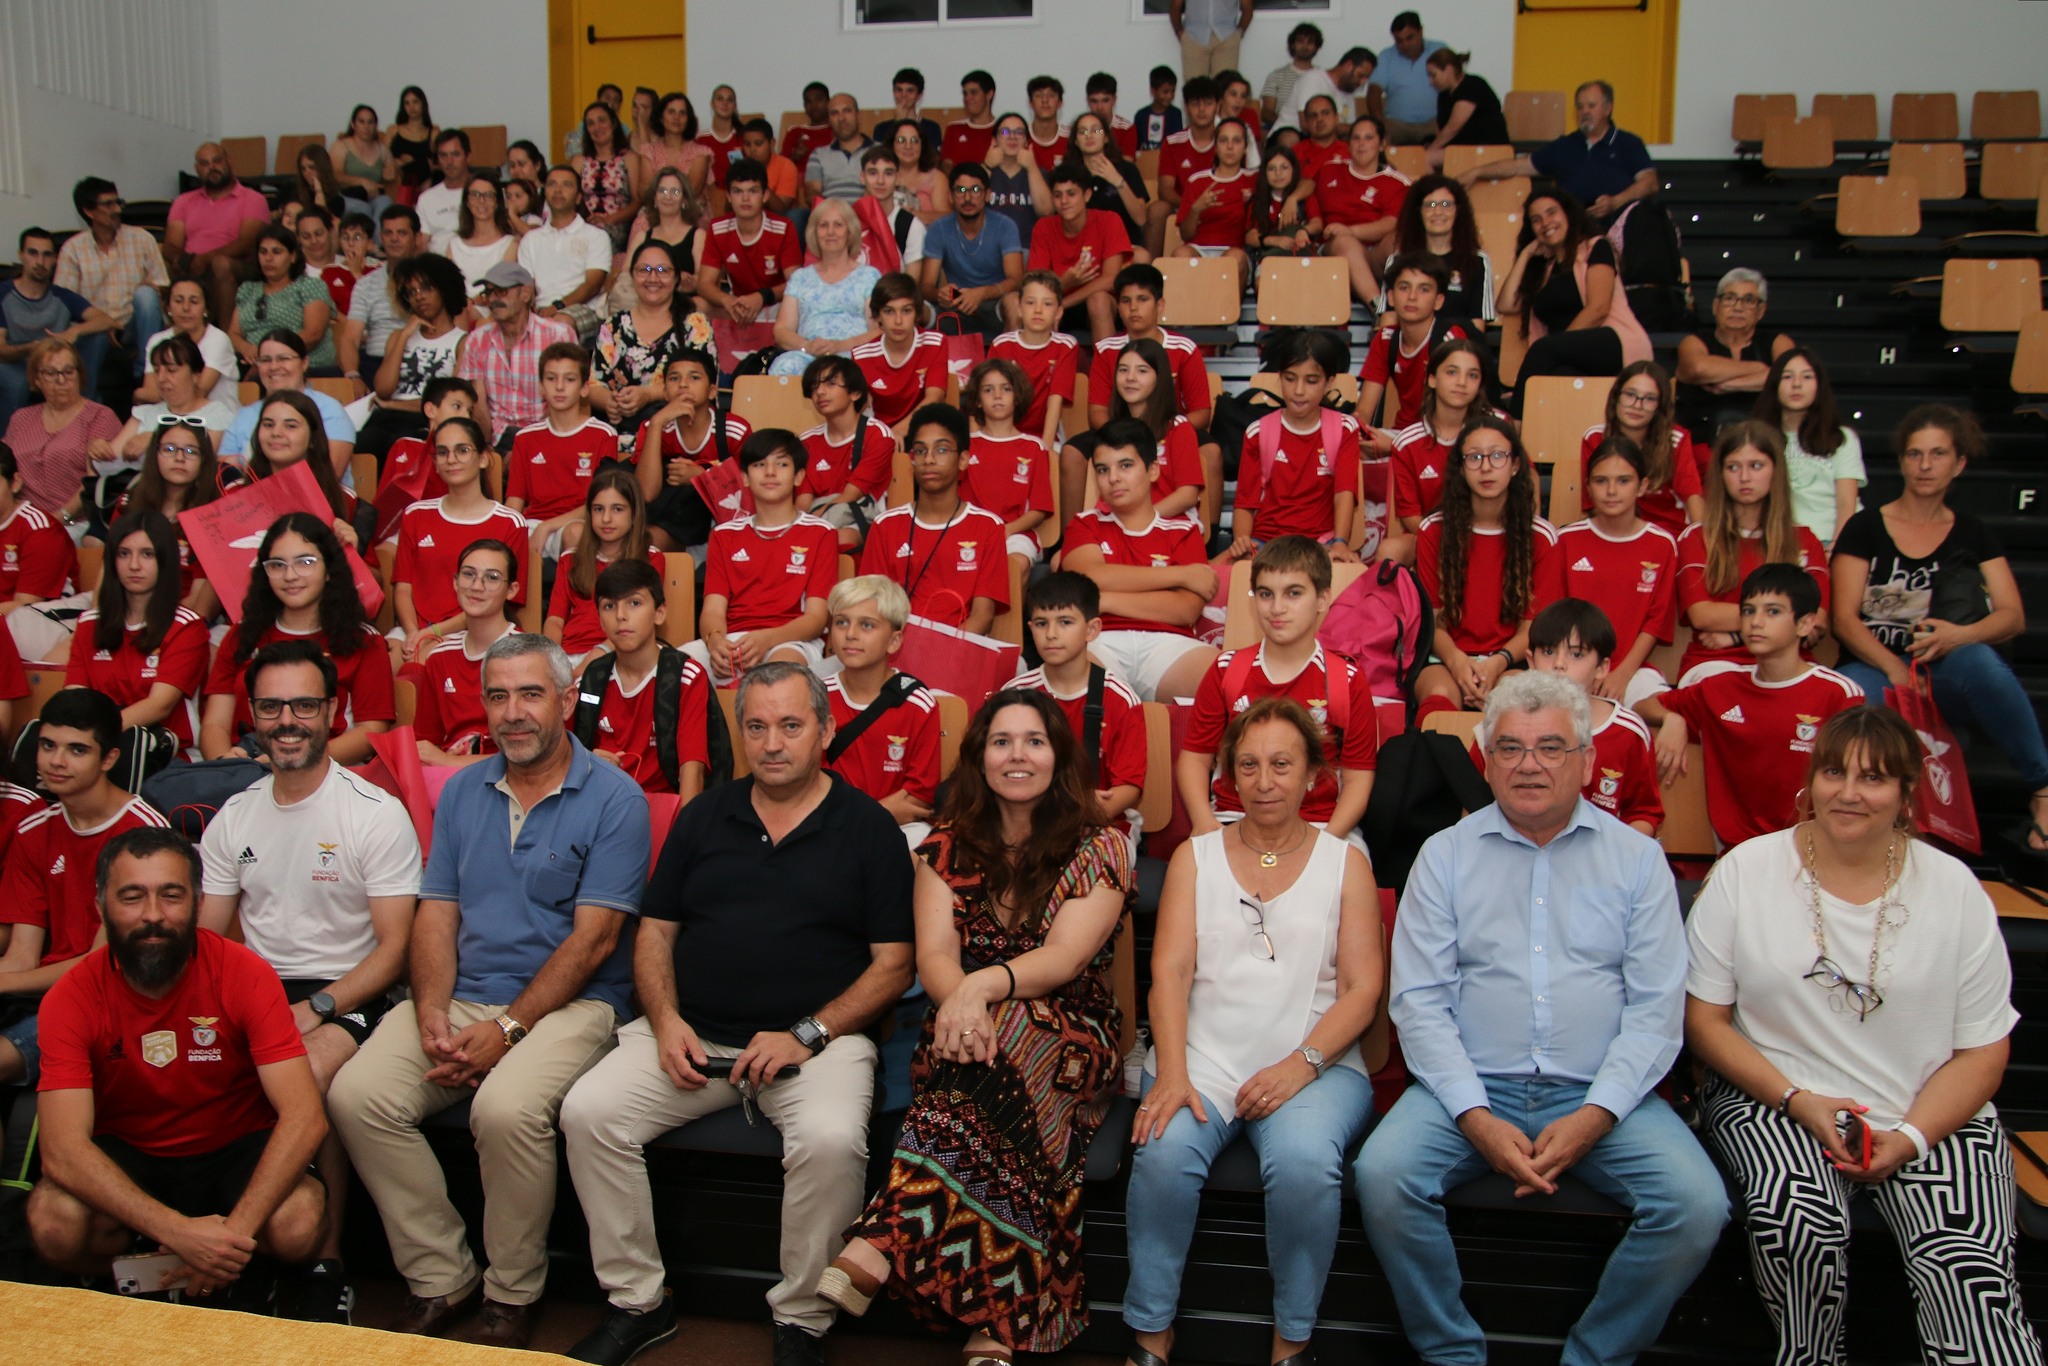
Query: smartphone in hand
[
  {"left": 1837, "top": 1109, "right": 1872, "bottom": 1167},
  {"left": 113, "top": 1252, "right": 186, "bottom": 1295}
]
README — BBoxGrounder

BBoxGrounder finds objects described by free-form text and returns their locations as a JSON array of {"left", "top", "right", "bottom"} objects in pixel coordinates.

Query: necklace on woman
[
  {"left": 1238, "top": 819, "right": 1310, "bottom": 869},
  {"left": 1801, "top": 826, "right": 1911, "bottom": 1021}
]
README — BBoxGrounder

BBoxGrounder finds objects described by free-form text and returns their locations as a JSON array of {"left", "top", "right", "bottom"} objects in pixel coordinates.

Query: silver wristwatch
[{"left": 1298, "top": 1046, "right": 1327, "bottom": 1076}]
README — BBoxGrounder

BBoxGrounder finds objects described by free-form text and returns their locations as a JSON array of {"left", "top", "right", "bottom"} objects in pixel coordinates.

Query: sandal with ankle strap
[{"left": 1125, "top": 1345, "right": 1171, "bottom": 1366}]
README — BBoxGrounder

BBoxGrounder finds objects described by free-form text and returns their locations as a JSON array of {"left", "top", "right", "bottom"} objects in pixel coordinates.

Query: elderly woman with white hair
[
  {"left": 767, "top": 198, "right": 880, "bottom": 377},
  {"left": 1674, "top": 266, "right": 1795, "bottom": 442}
]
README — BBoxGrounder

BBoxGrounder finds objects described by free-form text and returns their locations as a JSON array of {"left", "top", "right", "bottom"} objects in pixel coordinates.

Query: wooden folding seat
[
  {"left": 1890, "top": 93, "right": 1959, "bottom": 143},
  {"left": 1504, "top": 90, "right": 1567, "bottom": 143}
]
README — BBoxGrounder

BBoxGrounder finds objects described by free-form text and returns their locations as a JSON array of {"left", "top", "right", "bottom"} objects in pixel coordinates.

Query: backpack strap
[
  {"left": 1221, "top": 646, "right": 1257, "bottom": 704},
  {"left": 1256, "top": 412, "right": 1284, "bottom": 486},
  {"left": 650, "top": 646, "right": 685, "bottom": 791},
  {"left": 1082, "top": 664, "right": 1106, "bottom": 788},
  {"left": 894, "top": 209, "right": 915, "bottom": 255},
  {"left": 711, "top": 412, "right": 732, "bottom": 466},
  {"left": 1322, "top": 650, "right": 1351, "bottom": 739},
  {"left": 826, "top": 672, "right": 922, "bottom": 764},
  {"left": 572, "top": 652, "right": 618, "bottom": 751}
]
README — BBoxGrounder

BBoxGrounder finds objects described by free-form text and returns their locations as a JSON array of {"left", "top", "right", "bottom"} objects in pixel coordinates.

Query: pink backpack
[
  {"left": 1318, "top": 559, "right": 1431, "bottom": 705},
  {"left": 1254, "top": 408, "right": 1347, "bottom": 487}
]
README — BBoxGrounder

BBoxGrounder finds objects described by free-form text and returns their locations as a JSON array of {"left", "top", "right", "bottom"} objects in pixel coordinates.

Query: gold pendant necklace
[{"left": 1240, "top": 820, "right": 1311, "bottom": 868}]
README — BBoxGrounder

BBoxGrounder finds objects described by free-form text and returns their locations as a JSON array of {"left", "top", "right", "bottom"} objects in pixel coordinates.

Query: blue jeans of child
[
  {"left": 1838, "top": 644, "right": 2048, "bottom": 791},
  {"left": 1123, "top": 1065, "right": 1373, "bottom": 1343},
  {"left": 1353, "top": 1078, "right": 1727, "bottom": 1366}
]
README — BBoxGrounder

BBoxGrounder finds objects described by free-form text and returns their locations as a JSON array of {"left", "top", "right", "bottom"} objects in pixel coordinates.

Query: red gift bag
[
  {"left": 893, "top": 614, "right": 1019, "bottom": 712},
  {"left": 1887, "top": 664, "right": 1981, "bottom": 854},
  {"left": 944, "top": 333, "right": 986, "bottom": 387},
  {"left": 692, "top": 457, "right": 753, "bottom": 524},
  {"left": 179, "top": 460, "right": 385, "bottom": 621},
  {"left": 359, "top": 725, "right": 439, "bottom": 859}
]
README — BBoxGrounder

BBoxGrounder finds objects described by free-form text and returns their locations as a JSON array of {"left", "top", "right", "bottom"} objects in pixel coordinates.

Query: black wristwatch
[
  {"left": 790, "top": 1015, "right": 831, "bottom": 1055},
  {"left": 307, "top": 991, "right": 338, "bottom": 1022}
]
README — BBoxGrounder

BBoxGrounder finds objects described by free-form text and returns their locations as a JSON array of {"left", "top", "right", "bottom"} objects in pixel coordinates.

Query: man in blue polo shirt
[
  {"left": 1377, "top": 11, "right": 1447, "bottom": 145},
  {"left": 329, "top": 633, "right": 648, "bottom": 1353},
  {"left": 918, "top": 164, "right": 1025, "bottom": 339},
  {"left": 1462, "top": 79, "right": 1659, "bottom": 225}
]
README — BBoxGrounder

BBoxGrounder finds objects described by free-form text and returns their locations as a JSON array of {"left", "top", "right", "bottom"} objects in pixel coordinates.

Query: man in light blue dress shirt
[
  {"left": 1170, "top": 0, "right": 1254, "bottom": 80},
  {"left": 1354, "top": 671, "right": 1726, "bottom": 1365},
  {"left": 1377, "top": 11, "right": 1447, "bottom": 144}
]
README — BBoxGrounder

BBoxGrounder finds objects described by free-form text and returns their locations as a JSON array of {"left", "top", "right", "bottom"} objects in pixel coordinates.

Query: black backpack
[
  {"left": 1360, "top": 727, "right": 1494, "bottom": 893},
  {"left": 574, "top": 645, "right": 734, "bottom": 791}
]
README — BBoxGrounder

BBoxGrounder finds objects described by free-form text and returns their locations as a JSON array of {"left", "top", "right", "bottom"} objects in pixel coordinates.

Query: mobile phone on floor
[{"left": 112, "top": 1252, "right": 185, "bottom": 1295}]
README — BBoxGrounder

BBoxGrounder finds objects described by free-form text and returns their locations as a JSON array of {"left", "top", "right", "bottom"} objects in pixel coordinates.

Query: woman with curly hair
[
  {"left": 1414, "top": 413, "right": 1557, "bottom": 711},
  {"left": 820, "top": 688, "right": 1132, "bottom": 1365},
  {"left": 198, "top": 511, "right": 393, "bottom": 762},
  {"left": 359, "top": 251, "right": 468, "bottom": 461},
  {"left": 1384, "top": 172, "right": 1494, "bottom": 324}
]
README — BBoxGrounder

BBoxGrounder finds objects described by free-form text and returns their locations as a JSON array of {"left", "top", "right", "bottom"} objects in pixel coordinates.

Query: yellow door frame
[{"left": 1512, "top": 0, "right": 1679, "bottom": 145}]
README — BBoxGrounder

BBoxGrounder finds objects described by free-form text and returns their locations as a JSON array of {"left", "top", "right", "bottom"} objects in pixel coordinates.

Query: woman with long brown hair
[
  {"left": 821, "top": 689, "right": 1130, "bottom": 1365},
  {"left": 1497, "top": 188, "right": 1649, "bottom": 412},
  {"left": 118, "top": 421, "right": 239, "bottom": 619},
  {"left": 1578, "top": 361, "right": 1704, "bottom": 537}
]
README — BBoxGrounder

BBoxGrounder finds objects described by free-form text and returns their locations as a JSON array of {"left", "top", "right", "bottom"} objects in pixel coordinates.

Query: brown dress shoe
[
  {"left": 470, "top": 1298, "right": 536, "bottom": 1350},
  {"left": 391, "top": 1282, "right": 483, "bottom": 1336}
]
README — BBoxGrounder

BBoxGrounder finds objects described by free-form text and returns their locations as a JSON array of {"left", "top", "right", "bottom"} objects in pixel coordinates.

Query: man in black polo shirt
[
  {"left": 1460, "top": 79, "right": 1658, "bottom": 225},
  {"left": 560, "top": 661, "right": 915, "bottom": 1366}
]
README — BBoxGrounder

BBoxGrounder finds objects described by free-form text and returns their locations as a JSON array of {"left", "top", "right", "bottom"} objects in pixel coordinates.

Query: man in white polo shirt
[
  {"left": 518, "top": 166, "right": 613, "bottom": 343},
  {"left": 199, "top": 639, "right": 421, "bottom": 1326}
]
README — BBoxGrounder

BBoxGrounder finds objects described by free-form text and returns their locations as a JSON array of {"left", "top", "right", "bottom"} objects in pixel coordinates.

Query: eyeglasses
[
  {"left": 909, "top": 442, "right": 959, "bottom": 458},
  {"left": 457, "top": 567, "right": 509, "bottom": 586},
  {"left": 261, "top": 554, "right": 322, "bottom": 576},
  {"left": 96, "top": 197, "right": 125, "bottom": 211},
  {"left": 253, "top": 297, "right": 269, "bottom": 323},
  {"left": 1716, "top": 292, "right": 1763, "bottom": 308},
  {"left": 996, "top": 128, "right": 1025, "bottom": 139},
  {"left": 656, "top": 185, "right": 684, "bottom": 196},
  {"left": 952, "top": 184, "right": 986, "bottom": 196},
  {"left": 155, "top": 413, "right": 209, "bottom": 429},
  {"left": 1460, "top": 449, "right": 1513, "bottom": 468},
  {"left": 635, "top": 263, "right": 673, "bottom": 277},
  {"left": 1804, "top": 954, "right": 1883, "bottom": 1020},
  {"left": 1487, "top": 739, "right": 1585, "bottom": 767},
  {"left": 250, "top": 696, "right": 329, "bottom": 720},
  {"left": 38, "top": 366, "right": 79, "bottom": 381},
  {"left": 158, "top": 442, "right": 202, "bottom": 458},
  {"left": 1617, "top": 390, "right": 1660, "bottom": 408},
  {"left": 1420, "top": 197, "right": 1457, "bottom": 211},
  {"left": 1238, "top": 897, "right": 1276, "bottom": 962}
]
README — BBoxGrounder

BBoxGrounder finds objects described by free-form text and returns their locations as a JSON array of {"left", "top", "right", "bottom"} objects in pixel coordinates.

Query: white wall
[
  {"left": 0, "top": 0, "right": 220, "bottom": 251},
  {"left": 1669, "top": 0, "right": 2048, "bottom": 157},
  {"left": 685, "top": 0, "right": 1515, "bottom": 137},
  {"left": 213, "top": 0, "right": 552, "bottom": 166}
]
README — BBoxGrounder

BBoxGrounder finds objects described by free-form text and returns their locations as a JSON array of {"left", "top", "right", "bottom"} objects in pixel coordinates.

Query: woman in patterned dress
[
  {"left": 818, "top": 689, "right": 1131, "bottom": 1365},
  {"left": 574, "top": 100, "right": 645, "bottom": 253}
]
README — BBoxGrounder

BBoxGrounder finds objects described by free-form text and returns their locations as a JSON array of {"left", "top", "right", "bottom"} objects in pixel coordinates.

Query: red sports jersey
[
  {"left": 0, "top": 502, "right": 77, "bottom": 605},
  {"left": 782, "top": 124, "right": 835, "bottom": 167},
  {"left": 1028, "top": 210, "right": 1131, "bottom": 282},
  {"left": 1359, "top": 319, "right": 1468, "bottom": 432},
  {"left": 1177, "top": 168, "right": 1256, "bottom": 247},
  {"left": 65, "top": 608, "right": 210, "bottom": 747},
  {"left": 1029, "top": 127, "right": 1069, "bottom": 171},
  {"left": 204, "top": 623, "right": 397, "bottom": 738},
  {"left": 705, "top": 214, "right": 804, "bottom": 355},
  {"left": 1416, "top": 515, "right": 1561, "bottom": 655},
  {"left": 859, "top": 503, "right": 1012, "bottom": 625},
  {"left": 507, "top": 417, "right": 621, "bottom": 520},
  {"left": 1315, "top": 162, "right": 1411, "bottom": 229},
  {"left": 659, "top": 412, "right": 753, "bottom": 465},
  {"left": 1579, "top": 425, "right": 1705, "bottom": 539},
  {"left": 1007, "top": 665, "right": 1148, "bottom": 799},
  {"left": 825, "top": 672, "right": 941, "bottom": 806},
  {"left": 395, "top": 499, "right": 530, "bottom": 625},
  {"left": 1086, "top": 416, "right": 1205, "bottom": 516},
  {"left": 410, "top": 632, "right": 494, "bottom": 753},
  {"left": 989, "top": 331, "right": 1080, "bottom": 437},
  {"left": 548, "top": 548, "right": 667, "bottom": 655},
  {"left": 799, "top": 421, "right": 896, "bottom": 503},
  {"left": 1658, "top": 664, "right": 1864, "bottom": 848},
  {"left": 1250, "top": 186, "right": 1324, "bottom": 238},
  {"left": 964, "top": 433, "right": 1054, "bottom": 526},
  {"left": 704, "top": 514, "right": 839, "bottom": 634},
  {"left": 1674, "top": 523, "right": 1829, "bottom": 677},
  {"left": 1107, "top": 116, "right": 1139, "bottom": 158},
  {"left": 1551, "top": 520, "right": 1680, "bottom": 649},
  {"left": 0, "top": 625, "right": 24, "bottom": 702},
  {"left": 590, "top": 653, "right": 711, "bottom": 795},
  {"left": 1089, "top": 329, "right": 1212, "bottom": 423},
  {"left": 1235, "top": 412, "right": 1364, "bottom": 542},
  {"left": 36, "top": 930, "right": 304, "bottom": 1158},
  {"left": 1158, "top": 130, "right": 1217, "bottom": 193},
  {"left": 1391, "top": 422, "right": 1453, "bottom": 523},
  {"left": 0, "top": 797, "right": 168, "bottom": 966},
  {"left": 942, "top": 120, "right": 998, "bottom": 168},
  {"left": 698, "top": 130, "right": 742, "bottom": 186},
  {"left": 1466, "top": 700, "right": 1664, "bottom": 831},
  {"left": 854, "top": 331, "right": 946, "bottom": 431},
  {"left": 1186, "top": 644, "right": 1379, "bottom": 821},
  {"left": 1060, "top": 507, "right": 1207, "bottom": 636},
  {"left": 0, "top": 782, "right": 43, "bottom": 867},
  {"left": 1293, "top": 138, "right": 1346, "bottom": 180}
]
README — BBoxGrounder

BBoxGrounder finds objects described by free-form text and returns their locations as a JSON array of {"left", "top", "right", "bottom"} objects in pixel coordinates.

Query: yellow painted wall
[
  {"left": 548, "top": 0, "right": 688, "bottom": 153},
  {"left": 1512, "top": 0, "right": 1679, "bottom": 144}
]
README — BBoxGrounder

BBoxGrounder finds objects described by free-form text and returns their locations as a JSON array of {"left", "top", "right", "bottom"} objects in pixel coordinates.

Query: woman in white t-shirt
[
  {"left": 140, "top": 278, "right": 239, "bottom": 408},
  {"left": 1685, "top": 706, "right": 2039, "bottom": 1366}
]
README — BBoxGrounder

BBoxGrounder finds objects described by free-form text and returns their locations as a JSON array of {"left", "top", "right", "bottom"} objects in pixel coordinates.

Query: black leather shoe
[
  {"left": 773, "top": 1321, "right": 827, "bottom": 1366},
  {"left": 390, "top": 1281, "right": 482, "bottom": 1336},
  {"left": 568, "top": 1294, "right": 681, "bottom": 1365}
]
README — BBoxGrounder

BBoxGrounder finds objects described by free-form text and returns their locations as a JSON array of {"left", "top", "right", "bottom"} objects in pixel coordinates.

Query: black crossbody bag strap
[{"left": 826, "top": 673, "right": 923, "bottom": 763}]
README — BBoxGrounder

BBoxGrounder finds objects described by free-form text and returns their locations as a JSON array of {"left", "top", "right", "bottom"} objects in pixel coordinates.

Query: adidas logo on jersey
[
  {"left": 531, "top": 453, "right": 547, "bottom": 462},
  {"left": 93, "top": 649, "right": 113, "bottom": 661},
  {"left": 732, "top": 548, "right": 751, "bottom": 562},
  {"left": 237, "top": 846, "right": 258, "bottom": 865},
  {"left": 1572, "top": 557, "right": 1595, "bottom": 572},
  {"left": 419, "top": 534, "right": 436, "bottom": 548},
  {"left": 1720, "top": 705, "right": 1746, "bottom": 723},
  {"left": 443, "top": 677, "right": 456, "bottom": 692},
  {"left": 1420, "top": 463, "right": 1438, "bottom": 480},
  {"left": 599, "top": 717, "right": 616, "bottom": 734},
  {"left": 48, "top": 854, "right": 64, "bottom": 875}
]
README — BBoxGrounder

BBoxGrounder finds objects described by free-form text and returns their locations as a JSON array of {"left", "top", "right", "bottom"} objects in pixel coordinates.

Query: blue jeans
[
  {"left": 1124, "top": 1065, "right": 1373, "bottom": 1343},
  {"left": 1838, "top": 644, "right": 2048, "bottom": 791},
  {"left": 1353, "top": 1078, "right": 1727, "bottom": 1366},
  {"left": 125, "top": 284, "right": 165, "bottom": 377}
]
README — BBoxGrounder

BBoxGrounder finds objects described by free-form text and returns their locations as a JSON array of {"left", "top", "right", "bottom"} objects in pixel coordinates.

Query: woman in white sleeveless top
[{"left": 1123, "top": 696, "right": 1383, "bottom": 1366}]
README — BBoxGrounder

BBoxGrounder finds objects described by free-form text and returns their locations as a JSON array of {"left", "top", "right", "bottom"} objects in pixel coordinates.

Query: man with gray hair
[
  {"left": 560, "top": 661, "right": 913, "bottom": 1366},
  {"left": 1676, "top": 266, "right": 1795, "bottom": 441},
  {"left": 1354, "top": 670, "right": 1726, "bottom": 1365},
  {"left": 1460, "top": 79, "right": 1658, "bottom": 224},
  {"left": 329, "top": 633, "right": 649, "bottom": 1351}
]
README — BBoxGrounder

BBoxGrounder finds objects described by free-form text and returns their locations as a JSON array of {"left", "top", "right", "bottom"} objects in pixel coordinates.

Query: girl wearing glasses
[
  {"left": 98, "top": 335, "right": 237, "bottom": 463},
  {"left": 590, "top": 238, "right": 684, "bottom": 437},
  {"left": 1384, "top": 173, "right": 1494, "bottom": 325},
  {"left": 1685, "top": 706, "right": 2038, "bottom": 1366},
  {"left": 1125, "top": 696, "right": 1380, "bottom": 1366},
  {"left": 118, "top": 420, "right": 236, "bottom": 620},
  {"left": 1390, "top": 336, "right": 1496, "bottom": 542},
  {"left": 1414, "top": 414, "right": 1557, "bottom": 711},
  {"left": 61, "top": 509, "right": 206, "bottom": 779},
  {"left": 412, "top": 536, "right": 519, "bottom": 766},
  {"left": 200, "top": 512, "right": 393, "bottom": 763},
  {"left": 391, "top": 417, "right": 528, "bottom": 664},
  {"left": 1752, "top": 346, "right": 1865, "bottom": 549},
  {"left": 1577, "top": 361, "right": 1703, "bottom": 538}
]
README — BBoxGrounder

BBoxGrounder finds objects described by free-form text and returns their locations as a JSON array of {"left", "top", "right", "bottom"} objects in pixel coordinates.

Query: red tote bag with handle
[{"left": 1887, "top": 663, "right": 1981, "bottom": 854}]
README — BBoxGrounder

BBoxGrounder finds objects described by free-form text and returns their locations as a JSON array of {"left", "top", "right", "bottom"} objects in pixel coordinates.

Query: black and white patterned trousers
[{"left": 1701, "top": 1074, "right": 2042, "bottom": 1366}]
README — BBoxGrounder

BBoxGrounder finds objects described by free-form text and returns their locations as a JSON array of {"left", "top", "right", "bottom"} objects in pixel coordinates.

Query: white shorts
[
  {"left": 1091, "top": 629, "right": 1209, "bottom": 703},
  {"left": 682, "top": 631, "right": 827, "bottom": 687},
  {"left": 1622, "top": 664, "right": 1669, "bottom": 709},
  {"left": 1006, "top": 532, "right": 1042, "bottom": 563},
  {"left": 523, "top": 518, "right": 569, "bottom": 561}
]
